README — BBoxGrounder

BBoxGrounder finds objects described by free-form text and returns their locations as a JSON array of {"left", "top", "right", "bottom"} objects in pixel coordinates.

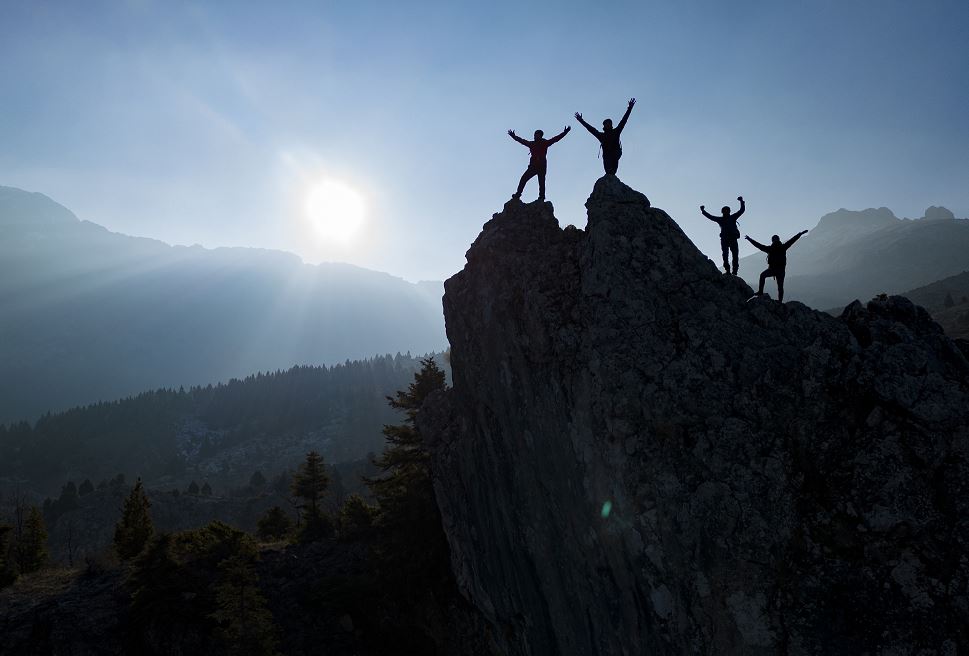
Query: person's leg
[
  {"left": 720, "top": 239, "right": 730, "bottom": 273},
  {"left": 758, "top": 269, "right": 770, "bottom": 295},
  {"left": 538, "top": 167, "right": 546, "bottom": 200},
  {"left": 776, "top": 271, "right": 785, "bottom": 302},
  {"left": 729, "top": 240, "right": 739, "bottom": 274},
  {"left": 515, "top": 167, "right": 536, "bottom": 198},
  {"left": 604, "top": 154, "right": 619, "bottom": 175}
]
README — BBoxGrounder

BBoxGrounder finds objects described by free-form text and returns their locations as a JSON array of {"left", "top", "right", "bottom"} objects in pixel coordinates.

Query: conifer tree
[
  {"left": 188, "top": 480, "right": 200, "bottom": 495},
  {"left": 291, "top": 451, "right": 329, "bottom": 517},
  {"left": 201, "top": 482, "right": 213, "bottom": 496},
  {"left": 79, "top": 479, "right": 95, "bottom": 496},
  {"left": 366, "top": 356, "right": 450, "bottom": 587},
  {"left": 944, "top": 291, "right": 956, "bottom": 308},
  {"left": 290, "top": 451, "right": 333, "bottom": 541},
  {"left": 337, "top": 494, "right": 376, "bottom": 541},
  {"left": 16, "top": 506, "right": 49, "bottom": 574},
  {"left": 114, "top": 478, "right": 154, "bottom": 560},
  {"left": 129, "top": 533, "right": 183, "bottom": 623},
  {"left": 211, "top": 549, "right": 280, "bottom": 656},
  {"left": 256, "top": 506, "right": 292, "bottom": 541},
  {"left": 249, "top": 470, "right": 267, "bottom": 488}
]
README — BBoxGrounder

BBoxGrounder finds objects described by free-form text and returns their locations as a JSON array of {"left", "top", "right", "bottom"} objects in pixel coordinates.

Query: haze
[{"left": 1, "top": 0, "right": 967, "bottom": 282}]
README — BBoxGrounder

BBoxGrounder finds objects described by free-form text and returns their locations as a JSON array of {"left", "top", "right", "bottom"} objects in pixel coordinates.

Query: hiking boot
[{"left": 723, "top": 263, "right": 730, "bottom": 274}]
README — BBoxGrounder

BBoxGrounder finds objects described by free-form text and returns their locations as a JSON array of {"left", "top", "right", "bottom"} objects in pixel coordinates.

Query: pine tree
[
  {"left": 290, "top": 451, "right": 332, "bottom": 541},
  {"left": 944, "top": 292, "right": 956, "bottom": 308},
  {"left": 114, "top": 478, "right": 154, "bottom": 560},
  {"left": 337, "top": 494, "right": 376, "bottom": 541},
  {"left": 201, "top": 482, "right": 213, "bottom": 496},
  {"left": 366, "top": 356, "right": 450, "bottom": 588},
  {"left": 79, "top": 479, "right": 95, "bottom": 496},
  {"left": 256, "top": 506, "right": 293, "bottom": 541},
  {"left": 188, "top": 480, "right": 200, "bottom": 495},
  {"left": 16, "top": 506, "right": 49, "bottom": 574},
  {"left": 211, "top": 549, "right": 280, "bottom": 656},
  {"left": 249, "top": 470, "right": 267, "bottom": 488}
]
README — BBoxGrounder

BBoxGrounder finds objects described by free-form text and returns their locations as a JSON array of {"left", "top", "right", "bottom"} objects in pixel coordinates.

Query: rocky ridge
[{"left": 421, "top": 176, "right": 969, "bottom": 655}]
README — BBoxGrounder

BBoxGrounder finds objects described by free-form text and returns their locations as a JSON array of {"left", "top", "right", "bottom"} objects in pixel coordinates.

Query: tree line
[{"left": 1, "top": 357, "right": 455, "bottom": 655}]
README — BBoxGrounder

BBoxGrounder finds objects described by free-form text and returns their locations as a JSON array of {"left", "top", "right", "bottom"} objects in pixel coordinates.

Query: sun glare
[{"left": 305, "top": 179, "right": 366, "bottom": 245}]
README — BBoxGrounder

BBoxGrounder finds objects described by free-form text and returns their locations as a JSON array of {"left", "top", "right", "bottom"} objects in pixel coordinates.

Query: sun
[{"left": 305, "top": 178, "right": 366, "bottom": 245}]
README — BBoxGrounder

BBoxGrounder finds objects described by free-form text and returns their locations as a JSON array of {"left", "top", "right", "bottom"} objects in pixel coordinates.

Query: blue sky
[{"left": 1, "top": 0, "right": 967, "bottom": 281}]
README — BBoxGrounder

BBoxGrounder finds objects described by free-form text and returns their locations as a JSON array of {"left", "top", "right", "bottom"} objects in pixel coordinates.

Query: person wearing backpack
[
  {"left": 745, "top": 230, "right": 809, "bottom": 302},
  {"left": 701, "top": 196, "right": 745, "bottom": 274},
  {"left": 574, "top": 98, "right": 636, "bottom": 176},
  {"left": 507, "top": 125, "right": 572, "bottom": 201}
]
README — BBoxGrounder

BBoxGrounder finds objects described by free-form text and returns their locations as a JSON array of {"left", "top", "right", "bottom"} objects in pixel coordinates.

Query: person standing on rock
[
  {"left": 507, "top": 126, "right": 571, "bottom": 201},
  {"left": 574, "top": 98, "right": 636, "bottom": 176},
  {"left": 701, "top": 196, "right": 745, "bottom": 274},
  {"left": 745, "top": 230, "right": 809, "bottom": 302}
]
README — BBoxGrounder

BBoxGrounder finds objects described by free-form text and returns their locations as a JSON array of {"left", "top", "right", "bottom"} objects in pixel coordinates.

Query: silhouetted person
[
  {"left": 508, "top": 126, "right": 571, "bottom": 201},
  {"left": 745, "top": 230, "right": 809, "bottom": 302},
  {"left": 575, "top": 98, "right": 636, "bottom": 175},
  {"left": 701, "top": 196, "right": 745, "bottom": 274}
]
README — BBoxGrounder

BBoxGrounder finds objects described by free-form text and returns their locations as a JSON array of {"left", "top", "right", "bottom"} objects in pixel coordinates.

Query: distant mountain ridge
[
  {"left": 0, "top": 185, "right": 446, "bottom": 423},
  {"left": 900, "top": 270, "right": 969, "bottom": 339},
  {"left": 737, "top": 205, "right": 969, "bottom": 310}
]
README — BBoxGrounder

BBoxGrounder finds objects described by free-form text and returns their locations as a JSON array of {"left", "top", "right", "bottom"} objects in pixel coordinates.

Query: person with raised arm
[
  {"left": 507, "top": 125, "right": 571, "bottom": 202},
  {"left": 701, "top": 196, "right": 745, "bottom": 274},
  {"left": 745, "top": 229, "right": 809, "bottom": 303},
  {"left": 574, "top": 98, "right": 636, "bottom": 175}
]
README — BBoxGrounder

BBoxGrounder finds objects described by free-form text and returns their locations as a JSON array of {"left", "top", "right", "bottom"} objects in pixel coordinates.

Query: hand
[
  {"left": 574, "top": 112, "right": 582, "bottom": 121},
  {"left": 508, "top": 129, "right": 516, "bottom": 137},
  {"left": 800, "top": 229, "right": 809, "bottom": 236},
  {"left": 737, "top": 196, "right": 744, "bottom": 202},
  {"left": 628, "top": 98, "right": 636, "bottom": 107},
  {"left": 700, "top": 205, "right": 705, "bottom": 211},
  {"left": 564, "top": 125, "right": 571, "bottom": 132},
  {"left": 744, "top": 235, "right": 751, "bottom": 240}
]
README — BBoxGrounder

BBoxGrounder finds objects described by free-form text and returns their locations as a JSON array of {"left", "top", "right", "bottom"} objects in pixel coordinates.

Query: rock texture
[{"left": 422, "top": 176, "right": 969, "bottom": 655}]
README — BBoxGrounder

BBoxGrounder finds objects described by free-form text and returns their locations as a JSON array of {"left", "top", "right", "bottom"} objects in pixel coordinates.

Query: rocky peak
[
  {"left": 422, "top": 176, "right": 969, "bottom": 654},
  {"left": 922, "top": 205, "right": 956, "bottom": 221}
]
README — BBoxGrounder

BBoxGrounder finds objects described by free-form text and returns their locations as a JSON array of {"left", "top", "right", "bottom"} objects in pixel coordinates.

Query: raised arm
[
  {"left": 616, "top": 97, "right": 636, "bottom": 133},
  {"left": 745, "top": 235, "right": 769, "bottom": 252},
  {"left": 784, "top": 230, "right": 808, "bottom": 249},
  {"left": 731, "top": 196, "right": 745, "bottom": 220},
  {"left": 700, "top": 205, "right": 719, "bottom": 222},
  {"left": 574, "top": 112, "right": 600, "bottom": 136},
  {"left": 507, "top": 129, "right": 530, "bottom": 146},
  {"left": 547, "top": 125, "right": 571, "bottom": 145}
]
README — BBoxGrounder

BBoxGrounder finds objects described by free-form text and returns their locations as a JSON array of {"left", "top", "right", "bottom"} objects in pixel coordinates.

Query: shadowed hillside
[{"left": 0, "top": 186, "right": 446, "bottom": 424}]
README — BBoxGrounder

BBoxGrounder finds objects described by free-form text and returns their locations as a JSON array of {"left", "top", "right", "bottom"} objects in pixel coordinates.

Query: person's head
[
  {"left": 721, "top": 206, "right": 731, "bottom": 217},
  {"left": 534, "top": 129, "right": 544, "bottom": 140},
  {"left": 771, "top": 234, "right": 781, "bottom": 244},
  {"left": 602, "top": 118, "right": 613, "bottom": 131}
]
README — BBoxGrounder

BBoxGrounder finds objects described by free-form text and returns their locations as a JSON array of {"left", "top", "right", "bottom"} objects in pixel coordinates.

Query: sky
[{"left": 1, "top": 0, "right": 967, "bottom": 283}]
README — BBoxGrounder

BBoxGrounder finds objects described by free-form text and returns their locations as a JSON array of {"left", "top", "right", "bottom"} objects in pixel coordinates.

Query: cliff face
[{"left": 422, "top": 176, "right": 969, "bottom": 655}]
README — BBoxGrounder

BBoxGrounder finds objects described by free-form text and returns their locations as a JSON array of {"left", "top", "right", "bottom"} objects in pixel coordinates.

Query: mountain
[
  {"left": 0, "top": 186, "right": 446, "bottom": 423},
  {"left": 900, "top": 270, "right": 969, "bottom": 339},
  {"left": 736, "top": 205, "right": 969, "bottom": 310},
  {"left": 421, "top": 177, "right": 969, "bottom": 654},
  {"left": 0, "top": 353, "right": 439, "bottom": 495}
]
